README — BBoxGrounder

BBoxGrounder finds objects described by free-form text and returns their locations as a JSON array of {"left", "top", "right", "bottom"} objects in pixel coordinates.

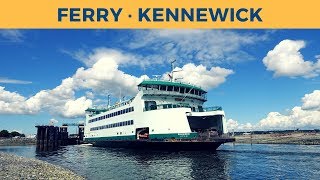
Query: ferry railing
[
  {"left": 143, "top": 104, "right": 222, "bottom": 112},
  {"left": 202, "top": 106, "right": 223, "bottom": 112},
  {"left": 142, "top": 89, "right": 207, "bottom": 101},
  {"left": 86, "top": 98, "right": 134, "bottom": 115}
]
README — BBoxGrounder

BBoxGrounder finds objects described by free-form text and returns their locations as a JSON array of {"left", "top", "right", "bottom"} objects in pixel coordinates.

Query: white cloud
[
  {"left": 162, "top": 63, "right": 234, "bottom": 90},
  {"left": 64, "top": 48, "right": 141, "bottom": 67},
  {"left": 229, "top": 90, "right": 320, "bottom": 131},
  {"left": 72, "top": 56, "right": 147, "bottom": 97},
  {"left": 301, "top": 90, "right": 320, "bottom": 111},
  {"left": 227, "top": 119, "right": 254, "bottom": 132},
  {"left": 0, "top": 86, "right": 32, "bottom": 114},
  {"left": 0, "top": 30, "right": 24, "bottom": 42},
  {"left": 62, "top": 97, "right": 92, "bottom": 118},
  {"left": 256, "top": 107, "right": 320, "bottom": 130},
  {"left": 263, "top": 39, "right": 320, "bottom": 78},
  {"left": 0, "top": 77, "right": 32, "bottom": 84},
  {"left": 227, "top": 119, "right": 238, "bottom": 131},
  {"left": 125, "top": 30, "right": 267, "bottom": 66}
]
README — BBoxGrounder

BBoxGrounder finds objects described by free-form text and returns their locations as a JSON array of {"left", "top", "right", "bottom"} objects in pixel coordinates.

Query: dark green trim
[
  {"left": 85, "top": 133, "right": 198, "bottom": 142},
  {"left": 85, "top": 135, "right": 135, "bottom": 141},
  {"left": 149, "top": 132, "right": 198, "bottom": 140}
]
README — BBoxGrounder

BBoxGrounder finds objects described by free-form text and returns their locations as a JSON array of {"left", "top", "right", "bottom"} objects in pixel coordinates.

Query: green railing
[{"left": 144, "top": 104, "right": 222, "bottom": 112}]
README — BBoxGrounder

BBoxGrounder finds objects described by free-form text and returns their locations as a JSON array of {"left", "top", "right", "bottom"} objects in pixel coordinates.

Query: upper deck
[{"left": 138, "top": 80, "right": 207, "bottom": 101}]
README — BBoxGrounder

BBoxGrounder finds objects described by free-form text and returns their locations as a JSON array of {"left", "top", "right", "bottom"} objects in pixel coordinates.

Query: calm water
[{"left": 1, "top": 144, "right": 320, "bottom": 179}]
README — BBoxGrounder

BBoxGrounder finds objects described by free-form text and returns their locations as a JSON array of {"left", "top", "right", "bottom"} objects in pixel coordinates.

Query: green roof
[{"left": 138, "top": 80, "right": 206, "bottom": 93}]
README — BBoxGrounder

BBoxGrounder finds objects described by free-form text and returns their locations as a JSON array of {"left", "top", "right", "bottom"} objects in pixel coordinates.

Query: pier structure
[
  {"left": 36, "top": 126, "right": 60, "bottom": 151},
  {"left": 35, "top": 123, "right": 85, "bottom": 151}
]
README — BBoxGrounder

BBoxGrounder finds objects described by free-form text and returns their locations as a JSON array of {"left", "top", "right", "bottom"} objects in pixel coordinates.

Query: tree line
[{"left": 0, "top": 130, "right": 25, "bottom": 138}]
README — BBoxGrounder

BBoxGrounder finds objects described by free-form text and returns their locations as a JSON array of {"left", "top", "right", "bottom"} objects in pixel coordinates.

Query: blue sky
[{"left": 1, "top": 29, "right": 320, "bottom": 134}]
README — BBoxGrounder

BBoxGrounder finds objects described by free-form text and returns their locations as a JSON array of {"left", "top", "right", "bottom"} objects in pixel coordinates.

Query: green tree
[
  {"left": 0, "top": 130, "right": 10, "bottom": 137},
  {"left": 11, "top": 131, "right": 21, "bottom": 137}
]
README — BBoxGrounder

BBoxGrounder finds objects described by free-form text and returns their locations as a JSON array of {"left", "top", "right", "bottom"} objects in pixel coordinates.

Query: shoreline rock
[
  {"left": 0, "top": 152, "right": 84, "bottom": 179},
  {"left": 233, "top": 132, "right": 320, "bottom": 145},
  {"left": 0, "top": 138, "right": 36, "bottom": 146}
]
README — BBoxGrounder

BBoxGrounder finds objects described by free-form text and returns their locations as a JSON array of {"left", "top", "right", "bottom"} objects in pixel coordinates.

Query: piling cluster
[
  {"left": 36, "top": 125, "right": 85, "bottom": 151},
  {"left": 35, "top": 126, "right": 68, "bottom": 151}
]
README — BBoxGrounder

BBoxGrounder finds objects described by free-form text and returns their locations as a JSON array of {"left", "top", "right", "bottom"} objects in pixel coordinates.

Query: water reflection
[{"left": 1, "top": 144, "right": 320, "bottom": 179}]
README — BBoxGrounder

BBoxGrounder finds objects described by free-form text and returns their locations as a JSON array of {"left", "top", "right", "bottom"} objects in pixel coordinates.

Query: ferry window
[
  {"left": 180, "top": 88, "right": 184, "bottom": 93},
  {"left": 131, "top": 120, "right": 134, "bottom": 125},
  {"left": 191, "top": 89, "right": 195, "bottom": 94},
  {"left": 125, "top": 108, "right": 128, "bottom": 113},
  {"left": 168, "top": 104, "right": 172, "bottom": 108},
  {"left": 173, "top": 104, "right": 177, "bottom": 108},
  {"left": 160, "top": 85, "right": 166, "bottom": 91},
  {"left": 185, "top": 88, "right": 190, "bottom": 93},
  {"left": 151, "top": 85, "right": 158, "bottom": 90},
  {"left": 167, "top": 86, "right": 173, "bottom": 91},
  {"left": 132, "top": 107, "right": 134, "bottom": 111},
  {"left": 163, "top": 104, "right": 167, "bottom": 109}
]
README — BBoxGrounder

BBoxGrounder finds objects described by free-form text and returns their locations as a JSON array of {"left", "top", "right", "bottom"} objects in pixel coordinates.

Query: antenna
[
  {"left": 170, "top": 59, "right": 176, "bottom": 82},
  {"left": 107, "top": 94, "right": 111, "bottom": 108},
  {"left": 119, "top": 88, "right": 122, "bottom": 103}
]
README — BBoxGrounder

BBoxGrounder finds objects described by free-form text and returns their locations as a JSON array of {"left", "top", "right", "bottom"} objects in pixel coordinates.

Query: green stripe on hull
[
  {"left": 149, "top": 132, "right": 198, "bottom": 140},
  {"left": 85, "top": 133, "right": 198, "bottom": 142},
  {"left": 85, "top": 135, "right": 136, "bottom": 141}
]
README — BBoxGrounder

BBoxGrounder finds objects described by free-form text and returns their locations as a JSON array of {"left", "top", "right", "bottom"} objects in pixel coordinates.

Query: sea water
[{"left": 1, "top": 143, "right": 320, "bottom": 179}]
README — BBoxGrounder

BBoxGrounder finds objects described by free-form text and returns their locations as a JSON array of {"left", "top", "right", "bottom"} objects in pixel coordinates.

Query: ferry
[{"left": 84, "top": 65, "right": 235, "bottom": 150}]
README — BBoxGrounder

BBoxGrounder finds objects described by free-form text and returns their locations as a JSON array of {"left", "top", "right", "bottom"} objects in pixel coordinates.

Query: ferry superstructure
[{"left": 84, "top": 78, "right": 235, "bottom": 150}]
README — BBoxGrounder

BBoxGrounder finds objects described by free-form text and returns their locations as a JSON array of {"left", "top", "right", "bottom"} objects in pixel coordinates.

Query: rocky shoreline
[
  {"left": 0, "top": 152, "right": 84, "bottom": 179},
  {"left": 234, "top": 132, "right": 320, "bottom": 145},
  {"left": 0, "top": 138, "right": 36, "bottom": 146}
]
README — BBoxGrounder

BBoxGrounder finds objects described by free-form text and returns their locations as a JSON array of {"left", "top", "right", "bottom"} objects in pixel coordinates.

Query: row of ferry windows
[
  {"left": 139, "top": 85, "right": 206, "bottom": 97},
  {"left": 90, "top": 120, "right": 134, "bottom": 131},
  {"left": 89, "top": 107, "right": 134, "bottom": 123}
]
